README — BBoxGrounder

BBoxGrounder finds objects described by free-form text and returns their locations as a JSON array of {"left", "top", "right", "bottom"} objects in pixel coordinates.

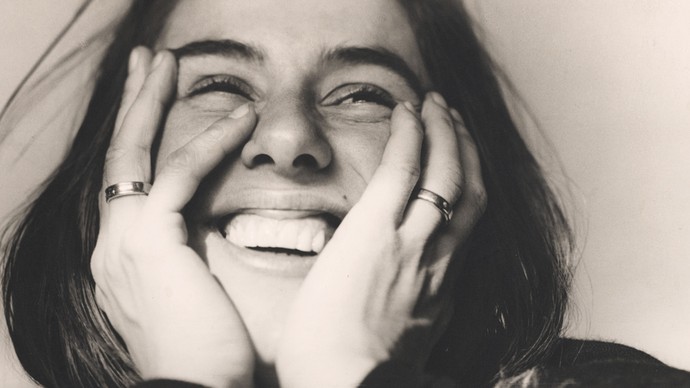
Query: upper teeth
[{"left": 224, "top": 214, "right": 333, "bottom": 254}]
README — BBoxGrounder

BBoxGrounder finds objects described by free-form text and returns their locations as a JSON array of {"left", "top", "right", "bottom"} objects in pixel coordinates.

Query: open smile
[
  {"left": 198, "top": 189, "right": 350, "bottom": 275},
  {"left": 216, "top": 210, "right": 341, "bottom": 257}
]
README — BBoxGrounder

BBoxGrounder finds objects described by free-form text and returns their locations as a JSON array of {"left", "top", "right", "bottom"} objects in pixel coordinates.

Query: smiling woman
[
  {"left": 155, "top": 3, "right": 432, "bottom": 379},
  {"left": 1, "top": 1, "right": 689, "bottom": 388}
]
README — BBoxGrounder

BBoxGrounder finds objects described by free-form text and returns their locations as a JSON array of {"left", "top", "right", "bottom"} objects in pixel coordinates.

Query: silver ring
[
  {"left": 415, "top": 188, "right": 453, "bottom": 224},
  {"left": 105, "top": 181, "right": 152, "bottom": 203}
]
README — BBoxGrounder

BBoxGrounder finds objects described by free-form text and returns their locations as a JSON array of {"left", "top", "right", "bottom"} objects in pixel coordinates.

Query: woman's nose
[{"left": 240, "top": 102, "right": 332, "bottom": 177}]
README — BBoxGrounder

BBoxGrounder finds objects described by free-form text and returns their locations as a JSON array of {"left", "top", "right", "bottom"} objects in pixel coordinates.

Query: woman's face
[{"left": 155, "top": 0, "right": 429, "bottom": 372}]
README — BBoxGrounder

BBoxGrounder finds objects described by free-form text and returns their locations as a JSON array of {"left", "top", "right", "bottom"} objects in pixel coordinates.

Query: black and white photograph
[{"left": 1, "top": 1, "right": 689, "bottom": 387}]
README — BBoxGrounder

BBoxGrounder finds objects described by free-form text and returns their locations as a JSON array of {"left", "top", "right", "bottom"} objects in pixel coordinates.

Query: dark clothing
[
  {"left": 536, "top": 339, "right": 690, "bottom": 387},
  {"left": 134, "top": 338, "right": 690, "bottom": 387}
]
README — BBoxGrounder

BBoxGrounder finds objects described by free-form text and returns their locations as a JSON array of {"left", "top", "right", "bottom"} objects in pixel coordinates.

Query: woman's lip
[
  {"left": 205, "top": 189, "right": 351, "bottom": 223},
  {"left": 216, "top": 209, "right": 341, "bottom": 234},
  {"left": 236, "top": 208, "right": 336, "bottom": 220}
]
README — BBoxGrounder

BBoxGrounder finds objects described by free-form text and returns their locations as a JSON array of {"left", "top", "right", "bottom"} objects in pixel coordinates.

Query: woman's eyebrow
[
  {"left": 324, "top": 46, "right": 425, "bottom": 97},
  {"left": 170, "top": 39, "right": 265, "bottom": 62}
]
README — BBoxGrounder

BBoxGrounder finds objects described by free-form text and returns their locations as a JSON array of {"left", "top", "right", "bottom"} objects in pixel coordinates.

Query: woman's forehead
[{"left": 157, "top": 0, "right": 428, "bottom": 82}]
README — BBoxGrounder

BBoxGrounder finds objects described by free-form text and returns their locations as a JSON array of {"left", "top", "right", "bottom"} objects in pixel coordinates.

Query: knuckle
[
  {"left": 399, "top": 163, "right": 421, "bottom": 185},
  {"left": 404, "top": 163, "right": 422, "bottom": 181},
  {"left": 446, "top": 163, "right": 463, "bottom": 196},
  {"left": 439, "top": 113, "right": 454, "bottom": 130},
  {"left": 105, "top": 144, "right": 148, "bottom": 167},
  {"left": 165, "top": 146, "right": 198, "bottom": 172},
  {"left": 104, "top": 147, "right": 150, "bottom": 184},
  {"left": 381, "top": 161, "right": 421, "bottom": 185},
  {"left": 105, "top": 146, "right": 127, "bottom": 165}
]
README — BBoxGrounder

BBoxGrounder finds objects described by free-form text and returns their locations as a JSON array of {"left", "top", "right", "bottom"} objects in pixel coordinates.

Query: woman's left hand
[{"left": 276, "top": 93, "right": 487, "bottom": 387}]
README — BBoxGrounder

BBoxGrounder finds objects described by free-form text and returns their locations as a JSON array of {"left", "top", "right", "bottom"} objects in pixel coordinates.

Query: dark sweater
[
  {"left": 536, "top": 338, "right": 690, "bottom": 387},
  {"left": 134, "top": 338, "right": 690, "bottom": 387}
]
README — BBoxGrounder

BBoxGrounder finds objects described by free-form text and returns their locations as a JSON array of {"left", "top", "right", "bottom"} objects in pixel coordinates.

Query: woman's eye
[
  {"left": 327, "top": 84, "right": 396, "bottom": 109},
  {"left": 187, "top": 75, "right": 254, "bottom": 100}
]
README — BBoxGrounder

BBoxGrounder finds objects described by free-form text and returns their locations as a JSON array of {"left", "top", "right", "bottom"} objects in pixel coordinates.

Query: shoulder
[{"left": 530, "top": 338, "right": 690, "bottom": 387}]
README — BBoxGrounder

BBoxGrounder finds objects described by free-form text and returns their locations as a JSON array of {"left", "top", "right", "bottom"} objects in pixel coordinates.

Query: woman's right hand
[
  {"left": 90, "top": 47, "right": 256, "bottom": 388},
  {"left": 277, "top": 93, "right": 486, "bottom": 387}
]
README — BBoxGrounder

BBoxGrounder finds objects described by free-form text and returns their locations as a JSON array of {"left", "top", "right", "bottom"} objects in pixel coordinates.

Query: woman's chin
[{"left": 197, "top": 227, "right": 311, "bottom": 381}]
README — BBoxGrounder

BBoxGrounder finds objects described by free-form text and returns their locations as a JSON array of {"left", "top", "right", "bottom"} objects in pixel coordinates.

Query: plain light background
[{"left": 1, "top": 0, "right": 688, "bottom": 371}]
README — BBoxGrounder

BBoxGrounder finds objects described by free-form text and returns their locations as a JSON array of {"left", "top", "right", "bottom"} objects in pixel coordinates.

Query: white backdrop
[
  {"left": 2, "top": 0, "right": 689, "bottom": 371},
  {"left": 464, "top": 0, "right": 690, "bottom": 370}
]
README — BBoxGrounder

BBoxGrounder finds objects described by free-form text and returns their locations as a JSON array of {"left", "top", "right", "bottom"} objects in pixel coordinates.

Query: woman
[{"left": 1, "top": 0, "right": 688, "bottom": 387}]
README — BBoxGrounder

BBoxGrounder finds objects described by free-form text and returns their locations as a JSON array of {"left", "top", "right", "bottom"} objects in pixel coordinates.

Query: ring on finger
[
  {"left": 414, "top": 188, "right": 453, "bottom": 224},
  {"left": 105, "top": 181, "right": 152, "bottom": 203}
]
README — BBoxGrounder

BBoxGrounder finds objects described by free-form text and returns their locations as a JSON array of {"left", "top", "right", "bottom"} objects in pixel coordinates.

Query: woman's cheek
[{"left": 323, "top": 116, "right": 390, "bottom": 187}]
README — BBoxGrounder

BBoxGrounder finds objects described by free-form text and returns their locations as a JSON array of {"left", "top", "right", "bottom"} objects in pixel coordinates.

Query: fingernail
[
  {"left": 151, "top": 51, "right": 165, "bottom": 69},
  {"left": 228, "top": 103, "right": 251, "bottom": 118},
  {"left": 128, "top": 48, "right": 140, "bottom": 73},
  {"left": 429, "top": 92, "right": 448, "bottom": 108},
  {"left": 402, "top": 101, "right": 416, "bottom": 113}
]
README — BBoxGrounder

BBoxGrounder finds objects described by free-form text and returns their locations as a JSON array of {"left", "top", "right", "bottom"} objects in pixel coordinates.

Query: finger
[
  {"left": 353, "top": 102, "right": 423, "bottom": 226},
  {"left": 100, "top": 50, "right": 177, "bottom": 228},
  {"left": 401, "top": 92, "right": 462, "bottom": 236},
  {"left": 99, "top": 50, "right": 176, "bottom": 239},
  {"left": 436, "top": 109, "right": 487, "bottom": 258},
  {"left": 114, "top": 47, "right": 153, "bottom": 134},
  {"left": 103, "top": 50, "right": 177, "bottom": 190},
  {"left": 410, "top": 106, "right": 485, "bottom": 300},
  {"left": 146, "top": 103, "right": 257, "bottom": 214}
]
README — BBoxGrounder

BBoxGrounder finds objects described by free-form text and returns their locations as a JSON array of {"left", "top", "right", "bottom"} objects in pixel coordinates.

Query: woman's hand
[
  {"left": 277, "top": 93, "right": 486, "bottom": 387},
  {"left": 90, "top": 47, "right": 257, "bottom": 388}
]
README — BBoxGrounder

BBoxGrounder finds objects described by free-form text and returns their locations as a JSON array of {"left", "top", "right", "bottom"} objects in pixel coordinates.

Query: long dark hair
[
  {"left": 3, "top": 1, "right": 572, "bottom": 387},
  {"left": 402, "top": 1, "right": 572, "bottom": 385}
]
